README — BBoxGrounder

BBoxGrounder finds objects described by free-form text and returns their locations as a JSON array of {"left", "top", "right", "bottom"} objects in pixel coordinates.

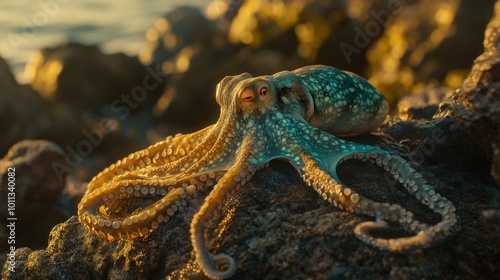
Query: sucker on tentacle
[{"left": 78, "top": 65, "right": 457, "bottom": 279}]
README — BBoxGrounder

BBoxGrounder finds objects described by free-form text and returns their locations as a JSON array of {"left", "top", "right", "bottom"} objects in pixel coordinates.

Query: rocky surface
[
  {"left": 1, "top": 153, "right": 499, "bottom": 279},
  {"left": 436, "top": 0, "right": 500, "bottom": 185},
  {"left": 0, "top": 140, "right": 68, "bottom": 265}
]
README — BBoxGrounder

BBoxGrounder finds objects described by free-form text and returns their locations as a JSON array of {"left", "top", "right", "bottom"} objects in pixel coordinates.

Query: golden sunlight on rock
[
  {"left": 155, "top": 17, "right": 170, "bottom": 32},
  {"left": 444, "top": 69, "right": 469, "bottom": 89},
  {"left": 175, "top": 48, "right": 193, "bottom": 73},
  {"left": 435, "top": 4, "right": 454, "bottom": 25},
  {"left": 228, "top": 0, "right": 306, "bottom": 47},
  {"left": 26, "top": 52, "right": 64, "bottom": 101},
  {"left": 25, "top": 43, "right": 151, "bottom": 109},
  {"left": 40, "top": 60, "right": 63, "bottom": 100},
  {"left": 367, "top": 0, "right": 461, "bottom": 107},
  {"left": 24, "top": 50, "right": 44, "bottom": 85},
  {"left": 205, "top": 0, "right": 230, "bottom": 20},
  {"left": 146, "top": 28, "right": 159, "bottom": 43}
]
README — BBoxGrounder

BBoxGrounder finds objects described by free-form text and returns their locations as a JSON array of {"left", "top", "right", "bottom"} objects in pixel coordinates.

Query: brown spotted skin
[{"left": 78, "top": 65, "right": 457, "bottom": 279}]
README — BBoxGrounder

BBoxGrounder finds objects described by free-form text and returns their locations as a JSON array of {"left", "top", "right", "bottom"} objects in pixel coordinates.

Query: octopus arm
[
  {"left": 77, "top": 170, "right": 225, "bottom": 241},
  {"left": 85, "top": 125, "right": 213, "bottom": 194},
  {"left": 294, "top": 140, "right": 457, "bottom": 252},
  {"left": 190, "top": 136, "right": 260, "bottom": 279}
]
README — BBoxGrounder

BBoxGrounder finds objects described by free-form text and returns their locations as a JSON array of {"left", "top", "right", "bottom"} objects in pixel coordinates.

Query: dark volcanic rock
[
  {"left": 0, "top": 140, "right": 68, "bottom": 258},
  {"left": 139, "top": 6, "right": 221, "bottom": 67},
  {"left": 482, "top": 209, "right": 500, "bottom": 243},
  {"left": 437, "top": 0, "right": 500, "bottom": 184},
  {"left": 0, "top": 57, "right": 44, "bottom": 152}
]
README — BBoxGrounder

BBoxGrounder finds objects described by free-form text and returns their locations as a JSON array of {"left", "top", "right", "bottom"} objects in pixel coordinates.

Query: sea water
[{"left": 0, "top": 0, "right": 210, "bottom": 82}]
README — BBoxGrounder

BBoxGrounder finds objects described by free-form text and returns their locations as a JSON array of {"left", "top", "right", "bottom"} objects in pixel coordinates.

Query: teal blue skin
[
  {"left": 289, "top": 66, "right": 389, "bottom": 136},
  {"left": 216, "top": 65, "right": 388, "bottom": 137},
  {"left": 212, "top": 64, "right": 389, "bottom": 169}
]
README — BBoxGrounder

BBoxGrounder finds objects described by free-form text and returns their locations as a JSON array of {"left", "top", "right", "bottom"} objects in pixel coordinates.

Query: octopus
[{"left": 78, "top": 65, "right": 458, "bottom": 279}]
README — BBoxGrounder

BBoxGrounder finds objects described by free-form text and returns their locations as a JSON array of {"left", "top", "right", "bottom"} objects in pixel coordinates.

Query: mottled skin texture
[{"left": 78, "top": 65, "right": 457, "bottom": 279}]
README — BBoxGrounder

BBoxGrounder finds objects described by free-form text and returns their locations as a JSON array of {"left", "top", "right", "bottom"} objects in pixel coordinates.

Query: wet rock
[
  {"left": 0, "top": 140, "right": 68, "bottom": 258},
  {"left": 367, "top": 0, "right": 496, "bottom": 106},
  {"left": 26, "top": 43, "right": 161, "bottom": 111},
  {"left": 437, "top": 0, "right": 500, "bottom": 184}
]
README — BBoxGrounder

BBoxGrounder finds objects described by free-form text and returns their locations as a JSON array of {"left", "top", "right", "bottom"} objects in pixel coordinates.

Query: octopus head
[
  {"left": 215, "top": 72, "right": 279, "bottom": 115},
  {"left": 215, "top": 70, "right": 313, "bottom": 125}
]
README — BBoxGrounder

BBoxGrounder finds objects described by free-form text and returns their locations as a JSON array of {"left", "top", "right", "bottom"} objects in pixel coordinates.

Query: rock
[
  {"left": 26, "top": 43, "right": 161, "bottom": 111},
  {"left": 2, "top": 152, "right": 499, "bottom": 279},
  {"left": 481, "top": 209, "right": 500, "bottom": 243},
  {"left": 397, "top": 87, "right": 451, "bottom": 121},
  {"left": 367, "top": 0, "right": 497, "bottom": 106},
  {"left": 437, "top": 0, "right": 500, "bottom": 184},
  {"left": 0, "top": 140, "right": 68, "bottom": 260},
  {"left": 0, "top": 57, "right": 52, "bottom": 154},
  {"left": 11, "top": 42, "right": 165, "bottom": 182},
  {"left": 139, "top": 6, "right": 222, "bottom": 67},
  {"left": 0, "top": 56, "right": 91, "bottom": 156},
  {"left": 223, "top": 0, "right": 370, "bottom": 73},
  {"left": 139, "top": 7, "right": 229, "bottom": 131}
]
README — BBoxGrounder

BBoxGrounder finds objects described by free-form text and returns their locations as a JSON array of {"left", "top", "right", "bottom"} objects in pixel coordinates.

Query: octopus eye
[
  {"left": 240, "top": 87, "right": 256, "bottom": 104},
  {"left": 257, "top": 82, "right": 269, "bottom": 97}
]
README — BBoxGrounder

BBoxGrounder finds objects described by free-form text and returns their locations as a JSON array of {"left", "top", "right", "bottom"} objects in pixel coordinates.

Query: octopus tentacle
[
  {"left": 120, "top": 119, "right": 242, "bottom": 179},
  {"left": 190, "top": 138, "right": 258, "bottom": 279},
  {"left": 120, "top": 126, "right": 220, "bottom": 178},
  {"left": 86, "top": 125, "right": 213, "bottom": 194},
  {"left": 297, "top": 146, "right": 457, "bottom": 252},
  {"left": 351, "top": 150, "right": 457, "bottom": 250},
  {"left": 78, "top": 170, "right": 225, "bottom": 241}
]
